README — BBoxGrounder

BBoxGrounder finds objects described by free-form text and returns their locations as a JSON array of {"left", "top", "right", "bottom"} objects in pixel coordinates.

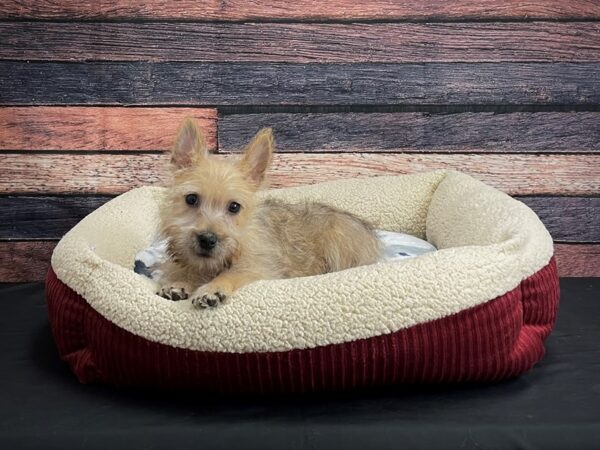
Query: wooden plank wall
[{"left": 0, "top": 1, "right": 599, "bottom": 281}]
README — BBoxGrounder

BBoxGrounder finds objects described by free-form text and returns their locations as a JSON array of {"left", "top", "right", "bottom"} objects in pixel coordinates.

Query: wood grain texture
[
  {"left": 219, "top": 112, "right": 600, "bottom": 153},
  {"left": 0, "top": 196, "right": 112, "bottom": 240},
  {"left": 554, "top": 244, "right": 600, "bottom": 277},
  {"left": 1, "top": 241, "right": 596, "bottom": 282},
  {"left": 0, "top": 241, "right": 55, "bottom": 283},
  {"left": 0, "top": 153, "right": 598, "bottom": 196},
  {"left": 2, "top": 62, "right": 599, "bottom": 106},
  {"left": 1, "top": 1, "right": 599, "bottom": 20},
  {"left": 1, "top": 195, "right": 597, "bottom": 243},
  {"left": 518, "top": 197, "right": 600, "bottom": 243},
  {"left": 0, "top": 107, "right": 217, "bottom": 151},
  {"left": 3, "top": 22, "right": 600, "bottom": 63}
]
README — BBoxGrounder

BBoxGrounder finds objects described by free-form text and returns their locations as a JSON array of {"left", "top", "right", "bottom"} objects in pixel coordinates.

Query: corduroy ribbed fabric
[{"left": 45, "top": 258, "right": 559, "bottom": 393}]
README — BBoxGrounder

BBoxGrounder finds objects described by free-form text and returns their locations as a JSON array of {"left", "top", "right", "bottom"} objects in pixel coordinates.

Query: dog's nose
[{"left": 197, "top": 232, "right": 218, "bottom": 251}]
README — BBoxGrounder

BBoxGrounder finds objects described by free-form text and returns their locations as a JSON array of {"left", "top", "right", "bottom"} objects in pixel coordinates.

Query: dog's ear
[
  {"left": 171, "top": 118, "right": 207, "bottom": 169},
  {"left": 239, "top": 128, "right": 274, "bottom": 186}
]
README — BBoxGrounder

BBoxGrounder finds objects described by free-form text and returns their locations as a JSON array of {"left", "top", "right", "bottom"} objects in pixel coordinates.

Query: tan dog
[{"left": 159, "top": 118, "right": 381, "bottom": 308}]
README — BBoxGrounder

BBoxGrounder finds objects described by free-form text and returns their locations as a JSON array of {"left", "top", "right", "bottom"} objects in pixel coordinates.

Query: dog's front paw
[
  {"left": 158, "top": 286, "right": 189, "bottom": 301},
  {"left": 190, "top": 290, "right": 226, "bottom": 309}
]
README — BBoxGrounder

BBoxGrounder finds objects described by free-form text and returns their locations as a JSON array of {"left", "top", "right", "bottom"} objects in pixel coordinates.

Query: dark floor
[{"left": 0, "top": 279, "right": 599, "bottom": 450}]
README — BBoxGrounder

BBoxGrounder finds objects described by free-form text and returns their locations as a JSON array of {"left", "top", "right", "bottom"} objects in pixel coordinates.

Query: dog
[{"left": 158, "top": 118, "right": 382, "bottom": 308}]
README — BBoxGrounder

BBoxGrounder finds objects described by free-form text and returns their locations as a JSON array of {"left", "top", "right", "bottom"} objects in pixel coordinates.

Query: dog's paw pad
[
  {"left": 159, "top": 287, "right": 189, "bottom": 301},
  {"left": 191, "top": 292, "right": 225, "bottom": 309}
]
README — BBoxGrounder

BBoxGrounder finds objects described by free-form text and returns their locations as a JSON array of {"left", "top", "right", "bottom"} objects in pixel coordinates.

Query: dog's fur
[{"left": 159, "top": 118, "right": 382, "bottom": 308}]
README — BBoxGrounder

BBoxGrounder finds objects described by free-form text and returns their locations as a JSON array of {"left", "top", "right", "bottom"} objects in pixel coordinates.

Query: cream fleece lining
[{"left": 51, "top": 171, "right": 554, "bottom": 353}]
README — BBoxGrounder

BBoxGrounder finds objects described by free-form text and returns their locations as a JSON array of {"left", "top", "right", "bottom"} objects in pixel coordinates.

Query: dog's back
[{"left": 243, "top": 198, "right": 381, "bottom": 279}]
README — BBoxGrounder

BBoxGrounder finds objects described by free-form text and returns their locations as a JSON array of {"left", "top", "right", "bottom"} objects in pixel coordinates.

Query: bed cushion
[{"left": 46, "top": 170, "right": 559, "bottom": 392}]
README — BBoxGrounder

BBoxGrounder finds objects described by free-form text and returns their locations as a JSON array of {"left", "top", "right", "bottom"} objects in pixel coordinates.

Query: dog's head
[{"left": 161, "top": 118, "right": 274, "bottom": 273}]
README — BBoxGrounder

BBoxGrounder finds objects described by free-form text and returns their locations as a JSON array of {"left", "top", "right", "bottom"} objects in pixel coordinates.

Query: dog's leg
[
  {"left": 190, "top": 271, "right": 262, "bottom": 309},
  {"left": 155, "top": 260, "right": 195, "bottom": 301},
  {"left": 158, "top": 281, "right": 193, "bottom": 301}
]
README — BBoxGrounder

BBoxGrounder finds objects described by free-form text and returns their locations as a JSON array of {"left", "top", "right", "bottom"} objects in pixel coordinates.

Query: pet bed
[
  {"left": 133, "top": 231, "right": 437, "bottom": 280},
  {"left": 46, "top": 171, "right": 559, "bottom": 393}
]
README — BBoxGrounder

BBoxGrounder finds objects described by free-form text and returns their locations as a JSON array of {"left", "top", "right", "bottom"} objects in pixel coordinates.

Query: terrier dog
[{"left": 158, "top": 118, "right": 382, "bottom": 308}]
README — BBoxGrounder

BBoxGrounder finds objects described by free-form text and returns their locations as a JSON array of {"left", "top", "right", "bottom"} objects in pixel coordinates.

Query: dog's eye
[
  {"left": 228, "top": 201, "right": 241, "bottom": 214},
  {"left": 185, "top": 193, "right": 199, "bottom": 206}
]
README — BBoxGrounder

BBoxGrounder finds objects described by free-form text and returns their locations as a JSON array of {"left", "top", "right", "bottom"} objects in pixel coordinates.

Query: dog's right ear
[
  {"left": 239, "top": 128, "right": 274, "bottom": 187},
  {"left": 171, "top": 118, "right": 207, "bottom": 169}
]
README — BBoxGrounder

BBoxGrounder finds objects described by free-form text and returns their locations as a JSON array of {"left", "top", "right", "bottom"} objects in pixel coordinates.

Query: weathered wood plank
[
  {"left": 1, "top": 241, "right": 596, "bottom": 282},
  {"left": 518, "top": 197, "right": 600, "bottom": 243},
  {"left": 1, "top": 195, "right": 597, "bottom": 243},
  {"left": 0, "top": 241, "right": 55, "bottom": 283},
  {"left": 1, "top": 62, "right": 599, "bottom": 106},
  {"left": 0, "top": 153, "right": 598, "bottom": 196},
  {"left": 0, "top": 107, "right": 217, "bottom": 151},
  {"left": 0, "top": 107, "right": 600, "bottom": 153},
  {"left": 555, "top": 244, "right": 600, "bottom": 277},
  {"left": 3, "top": 22, "right": 600, "bottom": 63},
  {"left": 219, "top": 112, "right": 600, "bottom": 153},
  {"left": 4, "top": 109, "right": 596, "bottom": 154},
  {"left": 1, "top": 1, "right": 599, "bottom": 21},
  {"left": 0, "top": 196, "right": 112, "bottom": 240}
]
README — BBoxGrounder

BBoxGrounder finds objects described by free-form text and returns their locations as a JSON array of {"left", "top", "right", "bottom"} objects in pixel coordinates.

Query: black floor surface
[{"left": 0, "top": 279, "right": 598, "bottom": 450}]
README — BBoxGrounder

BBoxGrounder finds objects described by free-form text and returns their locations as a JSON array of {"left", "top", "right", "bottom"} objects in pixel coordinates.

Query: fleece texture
[
  {"left": 50, "top": 171, "right": 554, "bottom": 353},
  {"left": 133, "top": 231, "right": 437, "bottom": 281},
  {"left": 46, "top": 259, "right": 559, "bottom": 391}
]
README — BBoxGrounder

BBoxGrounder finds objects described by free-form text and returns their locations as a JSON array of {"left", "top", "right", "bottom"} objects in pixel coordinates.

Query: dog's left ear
[
  {"left": 239, "top": 128, "right": 274, "bottom": 185},
  {"left": 171, "top": 118, "right": 208, "bottom": 169}
]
